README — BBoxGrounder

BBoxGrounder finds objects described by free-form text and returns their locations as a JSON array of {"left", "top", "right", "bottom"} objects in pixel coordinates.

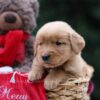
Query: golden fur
[{"left": 28, "top": 21, "right": 94, "bottom": 90}]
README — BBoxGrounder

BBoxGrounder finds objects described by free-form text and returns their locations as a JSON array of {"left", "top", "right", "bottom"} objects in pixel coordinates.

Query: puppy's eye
[
  {"left": 38, "top": 42, "right": 43, "bottom": 45},
  {"left": 55, "top": 41, "right": 67, "bottom": 46},
  {"left": 55, "top": 41, "right": 62, "bottom": 46}
]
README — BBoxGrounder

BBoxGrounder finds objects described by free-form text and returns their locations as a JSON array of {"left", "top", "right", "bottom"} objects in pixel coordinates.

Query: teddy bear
[{"left": 0, "top": 0, "right": 39, "bottom": 71}]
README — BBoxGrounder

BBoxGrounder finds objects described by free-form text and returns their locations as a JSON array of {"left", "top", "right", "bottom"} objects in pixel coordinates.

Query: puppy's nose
[
  {"left": 42, "top": 54, "right": 50, "bottom": 61},
  {"left": 4, "top": 14, "right": 17, "bottom": 23}
]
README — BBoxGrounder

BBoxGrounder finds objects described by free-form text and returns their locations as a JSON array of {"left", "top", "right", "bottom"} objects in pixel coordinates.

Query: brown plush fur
[
  {"left": 0, "top": 0, "right": 39, "bottom": 33},
  {"left": 28, "top": 21, "right": 94, "bottom": 90},
  {"left": 0, "top": 0, "right": 39, "bottom": 70}
]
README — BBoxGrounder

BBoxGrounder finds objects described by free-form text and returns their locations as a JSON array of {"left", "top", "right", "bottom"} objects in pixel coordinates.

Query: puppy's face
[
  {"left": 34, "top": 22, "right": 85, "bottom": 68},
  {"left": 35, "top": 32, "right": 72, "bottom": 68}
]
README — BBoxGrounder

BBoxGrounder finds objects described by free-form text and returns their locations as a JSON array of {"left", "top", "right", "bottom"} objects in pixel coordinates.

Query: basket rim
[{"left": 59, "top": 76, "right": 90, "bottom": 86}]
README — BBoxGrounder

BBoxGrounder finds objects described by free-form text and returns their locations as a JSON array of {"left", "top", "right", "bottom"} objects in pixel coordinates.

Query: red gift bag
[{"left": 0, "top": 72, "right": 46, "bottom": 100}]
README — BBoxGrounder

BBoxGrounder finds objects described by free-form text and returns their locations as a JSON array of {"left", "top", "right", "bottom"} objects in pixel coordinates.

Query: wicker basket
[
  {"left": 46, "top": 77, "right": 90, "bottom": 100},
  {"left": 46, "top": 65, "right": 94, "bottom": 100}
]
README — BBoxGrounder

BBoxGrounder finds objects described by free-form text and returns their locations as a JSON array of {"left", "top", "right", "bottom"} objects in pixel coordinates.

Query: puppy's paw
[
  {"left": 28, "top": 71, "right": 43, "bottom": 81},
  {"left": 44, "top": 77, "right": 59, "bottom": 90}
]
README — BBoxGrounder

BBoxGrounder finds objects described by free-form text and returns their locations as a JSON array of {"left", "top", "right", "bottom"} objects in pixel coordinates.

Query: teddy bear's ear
[
  {"left": 30, "top": 0, "right": 39, "bottom": 18},
  {"left": 70, "top": 32, "right": 85, "bottom": 54}
]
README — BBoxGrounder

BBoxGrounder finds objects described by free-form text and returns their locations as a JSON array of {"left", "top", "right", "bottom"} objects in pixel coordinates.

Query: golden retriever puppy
[{"left": 28, "top": 21, "right": 94, "bottom": 90}]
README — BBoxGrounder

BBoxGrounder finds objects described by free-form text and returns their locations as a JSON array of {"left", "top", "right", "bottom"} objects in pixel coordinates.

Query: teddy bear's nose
[
  {"left": 5, "top": 14, "right": 17, "bottom": 24},
  {"left": 42, "top": 54, "right": 50, "bottom": 61}
]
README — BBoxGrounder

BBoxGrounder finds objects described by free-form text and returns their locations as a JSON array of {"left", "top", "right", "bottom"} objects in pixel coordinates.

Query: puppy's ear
[
  {"left": 34, "top": 41, "right": 38, "bottom": 56},
  {"left": 70, "top": 33, "right": 85, "bottom": 54}
]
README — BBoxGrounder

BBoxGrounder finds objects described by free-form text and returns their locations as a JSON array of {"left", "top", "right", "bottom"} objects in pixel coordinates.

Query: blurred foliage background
[{"left": 33, "top": 0, "right": 100, "bottom": 99}]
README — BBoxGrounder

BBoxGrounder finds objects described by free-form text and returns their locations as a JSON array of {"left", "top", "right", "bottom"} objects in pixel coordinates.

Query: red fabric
[
  {"left": 87, "top": 81, "right": 94, "bottom": 95},
  {"left": 0, "top": 72, "right": 46, "bottom": 100},
  {"left": 0, "top": 35, "right": 5, "bottom": 46},
  {"left": 0, "top": 30, "right": 29, "bottom": 66}
]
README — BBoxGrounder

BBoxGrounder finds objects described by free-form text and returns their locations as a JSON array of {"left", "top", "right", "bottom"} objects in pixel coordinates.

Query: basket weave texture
[{"left": 46, "top": 76, "right": 91, "bottom": 100}]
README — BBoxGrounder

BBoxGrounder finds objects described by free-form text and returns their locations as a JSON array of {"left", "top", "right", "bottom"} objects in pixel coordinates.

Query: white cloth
[{"left": 0, "top": 66, "right": 13, "bottom": 73}]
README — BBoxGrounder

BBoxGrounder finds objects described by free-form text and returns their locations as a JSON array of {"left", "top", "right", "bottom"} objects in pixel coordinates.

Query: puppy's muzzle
[{"left": 42, "top": 54, "right": 50, "bottom": 61}]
